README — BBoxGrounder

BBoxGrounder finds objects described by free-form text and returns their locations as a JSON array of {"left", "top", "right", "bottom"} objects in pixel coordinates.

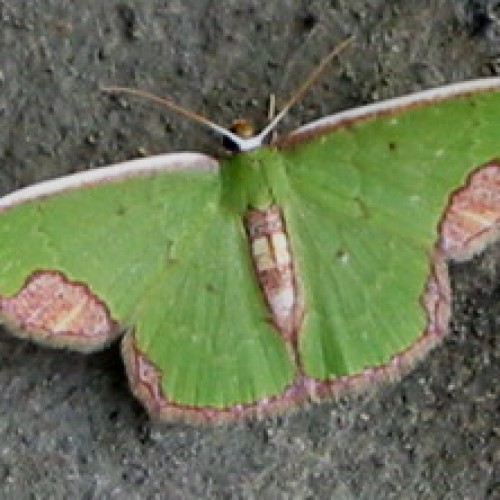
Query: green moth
[{"left": 1, "top": 76, "right": 500, "bottom": 423}]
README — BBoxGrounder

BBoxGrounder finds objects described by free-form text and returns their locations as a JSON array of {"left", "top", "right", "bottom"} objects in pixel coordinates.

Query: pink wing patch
[
  {"left": 0, "top": 271, "right": 119, "bottom": 351},
  {"left": 440, "top": 161, "right": 500, "bottom": 258}
]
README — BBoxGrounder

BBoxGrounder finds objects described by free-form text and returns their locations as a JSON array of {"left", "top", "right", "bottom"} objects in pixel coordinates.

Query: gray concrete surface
[{"left": 0, "top": 1, "right": 498, "bottom": 498}]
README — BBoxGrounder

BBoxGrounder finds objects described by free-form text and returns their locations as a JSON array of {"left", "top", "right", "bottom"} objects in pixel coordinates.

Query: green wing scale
[{"left": 1, "top": 80, "right": 500, "bottom": 422}]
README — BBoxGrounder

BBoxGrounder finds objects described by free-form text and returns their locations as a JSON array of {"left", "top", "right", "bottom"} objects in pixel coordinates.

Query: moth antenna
[
  {"left": 102, "top": 36, "right": 353, "bottom": 152},
  {"left": 101, "top": 85, "right": 250, "bottom": 150},
  {"left": 256, "top": 36, "right": 354, "bottom": 143}
]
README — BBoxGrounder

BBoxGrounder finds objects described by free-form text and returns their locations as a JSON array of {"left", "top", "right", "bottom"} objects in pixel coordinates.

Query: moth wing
[
  {"left": 280, "top": 85, "right": 500, "bottom": 379},
  {"left": 0, "top": 153, "right": 295, "bottom": 411}
]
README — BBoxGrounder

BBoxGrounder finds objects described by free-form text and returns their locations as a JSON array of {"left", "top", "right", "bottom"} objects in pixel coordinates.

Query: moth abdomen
[{"left": 244, "top": 206, "right": 302, "bottom": 342}]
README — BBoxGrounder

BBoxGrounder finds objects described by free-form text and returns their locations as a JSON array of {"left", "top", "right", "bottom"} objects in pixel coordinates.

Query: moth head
[{"left": 223, "top": 119, "right": 257, "bottom": 152}]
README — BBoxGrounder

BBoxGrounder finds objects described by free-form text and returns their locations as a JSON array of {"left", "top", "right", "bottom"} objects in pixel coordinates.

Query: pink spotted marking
[
  {"left": 440, "top": 161, "right": 500, "bottom": 256},
  {"left": 0, "top": 270, "right": 117, "bottom": 349},
  {"left": 244, "top": 206, "right": 302, "bottom": 341}
]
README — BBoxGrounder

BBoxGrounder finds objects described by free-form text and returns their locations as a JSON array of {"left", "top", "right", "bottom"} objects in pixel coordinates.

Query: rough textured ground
[{"left": 0, "top": 1, "right": 499, "bottom": 498}]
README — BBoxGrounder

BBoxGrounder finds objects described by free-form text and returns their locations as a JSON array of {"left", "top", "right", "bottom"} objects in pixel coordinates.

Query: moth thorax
[{"left": 244, "top": 206, "right": 301, "bottom": 342}]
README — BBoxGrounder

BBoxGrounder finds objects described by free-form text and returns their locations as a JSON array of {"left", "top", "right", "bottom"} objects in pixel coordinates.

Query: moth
[{"left": 1, "top": 41, "right": 499, "bottom": 422}]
